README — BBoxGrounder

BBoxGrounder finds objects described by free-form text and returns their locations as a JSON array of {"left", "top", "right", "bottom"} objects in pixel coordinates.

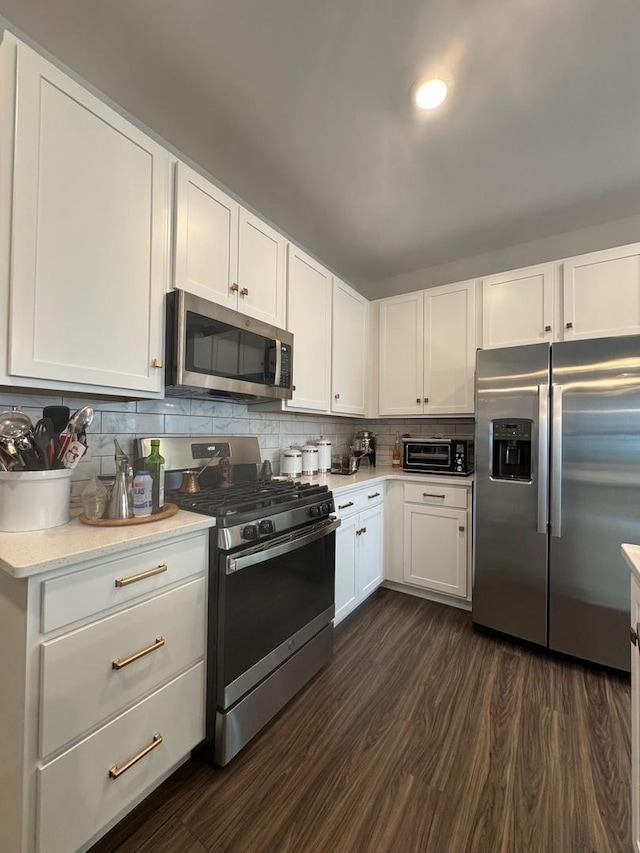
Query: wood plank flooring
[{"left": 91, "top": 588, "right": 631, "bottom": 853}]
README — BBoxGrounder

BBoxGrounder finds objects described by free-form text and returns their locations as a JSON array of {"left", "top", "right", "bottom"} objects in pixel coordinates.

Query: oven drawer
[
  {"left": 41, "top": 532, "right": 208, "bottom": 632},
  {"left": 403, "top": 483, "right": 468, "bottom": 509},
  {"left": 37, "top": 662, "right": 204, "bottom": 853},
  {"left": 334, "top": 484, "right": 384, "bottom": 518},
  {"left": 39, "top": 577, "right": 206, "bottom": 758}
]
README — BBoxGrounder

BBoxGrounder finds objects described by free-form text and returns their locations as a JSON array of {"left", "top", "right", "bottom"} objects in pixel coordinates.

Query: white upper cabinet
[
  {"left": 237, "top": 208, "right": 286, "bottom": 327},
  {"left": 481, "top": 263, "right": 555, "bottom": 349},
  {"left": 423, "top": 281, "right": 476, "bottom": 415},
  {"left": 174, "top": 162, "right": 286, "bottom": 328},
  {"left": 331, "top": 278, "right": 368, "bottom": 416},
  {"left": 378, "top": 292, "right": 424, "bottom": 416},
  {"left": 174, "top": 161, "right": 239, "bottom": 310},
  {"left": 3, "top": 35, "right": 169, "bottom": 396},
  {"left": 562, "top": 243, "right": 640, "bottom": 341},
  {"left": 378, "top": 282, "right": 476, "bottom": 416},
  {"left": 285, "top": 245, "right": 332, "bottom": 412}
]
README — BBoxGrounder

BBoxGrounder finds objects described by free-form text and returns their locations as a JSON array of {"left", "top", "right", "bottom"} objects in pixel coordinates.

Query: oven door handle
[{"left": 226, "top": 518, "right": 341, "bottom": 574}]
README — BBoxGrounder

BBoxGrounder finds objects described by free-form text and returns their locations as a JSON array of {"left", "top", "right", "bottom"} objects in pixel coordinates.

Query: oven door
[
  {"left": 403, "top": 440, "right": 453, "bottom": 472},
  {"left": 217, "top": 518, "right": 338, "bottom": 709}
]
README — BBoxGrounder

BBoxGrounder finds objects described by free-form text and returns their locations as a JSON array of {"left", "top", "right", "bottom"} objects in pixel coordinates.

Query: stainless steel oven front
[{"left": 207, "top": 517, "right": 339, "bottom": 765}]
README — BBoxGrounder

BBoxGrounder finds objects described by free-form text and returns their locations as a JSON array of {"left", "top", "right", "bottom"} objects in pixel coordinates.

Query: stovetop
[
  {"left": 170, "top": 479, "right": 335, "bottom": 551},
  {"left": 169, "top": 480, "right": 328, "bottom": 518}
]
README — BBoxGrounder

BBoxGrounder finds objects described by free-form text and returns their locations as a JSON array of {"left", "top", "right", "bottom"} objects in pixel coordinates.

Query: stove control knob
[
  {"left": 322, "top": 502, "right": 331, "bottom": 515},
  {"left": 259, "top": 520, "right": 274, "bottom": 535},
  {"left": 242, "top": 525, "right": 259, "bottom": 541},
  {"left": 309, "top": 505, "right": 321, "bottom": 518}
]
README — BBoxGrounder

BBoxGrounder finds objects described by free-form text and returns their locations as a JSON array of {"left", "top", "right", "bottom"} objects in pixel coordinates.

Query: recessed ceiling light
[{"left": 414, "top": 78, "right": 448, "bottom": 110}]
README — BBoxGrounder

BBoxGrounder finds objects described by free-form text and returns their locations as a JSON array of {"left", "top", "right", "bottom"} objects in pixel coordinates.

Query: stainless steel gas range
[{"left": 137, "top": 436, "right": 339, "bottom": 765}]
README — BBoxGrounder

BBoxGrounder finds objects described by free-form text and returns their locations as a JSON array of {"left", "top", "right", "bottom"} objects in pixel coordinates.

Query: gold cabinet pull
[
  {"left": 423, "top": 493, "right": 445, "bottom": 499},
  {"left": 240, "top": 286, "right": 249, "bottom": 296},
  {"left": 152, "top": 358, "right": 163, "bottom": 368},
  {"left": 544, "top": 325, "right": 552, "bottom": 332},
  {"left": 115, "top": 563, "right": 167, "bottom": 588},
  {"left": 566, "top": 321, "right": 573, "bottom": 329},
  {"left": 338, "top": 501, "right": 354, "bottom": 510},
  {"left": 109, "top": 733, "right": 163, "bottom": 779},
  {"left": 368, "top": 492, "right": 380, "bottom": 499},
  {"left": 230, "top": 283, "right": 239, "bottom": 292},
  {"left": 112, "top": 636, "right": 165, "bottom": 670},
  {"left": 458, "top": 526, "right": 465, "bottom": 532},
  {"left": 416, "top": 398, "right": 421, "bottom": 404}
]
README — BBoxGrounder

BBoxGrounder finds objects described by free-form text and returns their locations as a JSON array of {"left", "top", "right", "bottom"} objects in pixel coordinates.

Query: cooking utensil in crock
[
  {"left": 66, "top": 405, "right": 94, "bottom": 441},
  {"left": 42, "top": 405, "right": 70, "bottom": 437}
]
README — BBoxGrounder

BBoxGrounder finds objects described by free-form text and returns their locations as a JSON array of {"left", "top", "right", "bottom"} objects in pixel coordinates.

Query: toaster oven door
[{"left": 404, "top": 441, "right": 452, "bottom": 471}]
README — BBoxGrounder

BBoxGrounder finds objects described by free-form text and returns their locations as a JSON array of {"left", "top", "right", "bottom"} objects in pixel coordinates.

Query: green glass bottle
[{"left": 145, "top": 439, "right": 165, "bottom": 514}]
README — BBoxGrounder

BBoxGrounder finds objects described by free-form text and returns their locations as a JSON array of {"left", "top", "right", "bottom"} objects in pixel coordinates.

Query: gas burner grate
[{"left": 168, "top": 480, "right": 329, "bottom": 519}]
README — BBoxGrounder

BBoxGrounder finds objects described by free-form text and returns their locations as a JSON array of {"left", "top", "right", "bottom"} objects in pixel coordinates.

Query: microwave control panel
[{"left": 278, "top": 342, "right": 292, "bottom": 388}]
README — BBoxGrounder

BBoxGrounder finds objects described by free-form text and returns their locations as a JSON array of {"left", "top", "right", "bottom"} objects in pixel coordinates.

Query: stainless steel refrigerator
[{"left": 473, "top": 336, "right": 640, "bottom": 672}]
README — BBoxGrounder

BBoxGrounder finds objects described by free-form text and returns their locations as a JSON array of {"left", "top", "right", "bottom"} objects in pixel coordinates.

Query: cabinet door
[
  {"left": 403, "top": 503, "right": 468, "bottom": 597},
  {"left": 286, "top": 245, "right": 331, "bottom": 412},
  {"left": 174, "top": 160, "right": 239, "bottom": 308},
  {"left": 481, "top": 264, "right": 554, "bottom": 349},
  {"left": 423, "top": 280, "right": 476, "bottom": 415},
  {"left": 378, "top": 292, "right": 424, "bottom": 416},
  {"left": 335, "top": 513, "right": 359, "bottom": 625},
  {"left": 632, "top": 574, "right": 640, "bottom": 853},
  {"left": 237, "top": 208, "right": 286, "bottom": 327},
  {"left": 358, "top": 504, "right": 384, "bottom": 599},
  {"left": 8, "top": 38, "right": 168, "bottom": 394},
  {"left": 331, "top": 278, "right": 368, "bottom": 416},
  {"left": 563, "top": 244, "right": 640, "bottom": 341}
]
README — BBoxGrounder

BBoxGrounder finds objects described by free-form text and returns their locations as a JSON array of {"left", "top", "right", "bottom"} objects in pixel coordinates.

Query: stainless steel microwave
[
  {"left": 165, "top": 290, "right": 293, "bottom": 401},
  {"left": 402, "top": 437, "right": 474, "bottom": 475}
]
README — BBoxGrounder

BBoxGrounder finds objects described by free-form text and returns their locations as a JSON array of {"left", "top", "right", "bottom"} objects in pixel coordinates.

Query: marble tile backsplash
[{"left": 0, "top": 391, "right": 474, "bottom": 494}]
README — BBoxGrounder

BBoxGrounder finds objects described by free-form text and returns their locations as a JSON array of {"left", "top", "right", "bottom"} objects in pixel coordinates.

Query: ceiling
[{"left": 2, "top": 0, "right": 640, "bottom": 289}]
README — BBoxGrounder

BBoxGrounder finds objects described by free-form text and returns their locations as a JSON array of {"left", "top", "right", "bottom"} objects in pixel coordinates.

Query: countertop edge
[
  {"left": 306, "top": 467, "right": 474, "bottom": 493},
  {"left": 622, "top": 543, "right": 640, "bottom": 585},
  {"left": 0, "top": 511, "right": 216, "bottom": 579}
]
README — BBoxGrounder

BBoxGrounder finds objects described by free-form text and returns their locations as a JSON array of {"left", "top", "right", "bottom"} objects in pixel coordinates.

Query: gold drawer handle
[
  {"left": 115, "top": 563, "right": 168, "bottom": 588},
  {"left": 338, "top": 501, "right": 354, "bottom": 510},
  {"left": 423, "top": 493, "right": 445, "bottom": 499},
  {"left": 240, "top": 286, "right": 249, "bottom": 296},
  {"left": 109, "top": 733, "right": 163, "bottom": 779},
  {"left": 112, "top": 636, "right": 165, "bottom": 670}
]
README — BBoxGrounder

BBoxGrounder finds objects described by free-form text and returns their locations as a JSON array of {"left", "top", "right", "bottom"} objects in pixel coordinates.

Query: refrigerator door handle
[
  {"left": 537, "top": 384, "right": 549, "bottom": 534},
  {"left": 551, "top": 384, "right": 563, "bottom": 537}
]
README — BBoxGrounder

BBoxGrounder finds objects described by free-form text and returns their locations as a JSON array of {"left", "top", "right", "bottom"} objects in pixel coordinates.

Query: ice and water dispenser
[{"left": 491, "top": 420, "right": 533, "bottom": 482}]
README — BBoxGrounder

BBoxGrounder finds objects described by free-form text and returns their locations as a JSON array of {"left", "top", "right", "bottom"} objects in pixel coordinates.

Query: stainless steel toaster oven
[{"left": 402, "top": 438, "right": 474, "bottom": 475}]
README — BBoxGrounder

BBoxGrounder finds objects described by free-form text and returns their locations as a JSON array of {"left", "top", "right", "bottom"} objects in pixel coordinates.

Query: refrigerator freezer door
[
  {"left": 474, "top": 344, "right": 551, "bottom": 645},
  {"left": 549, "top": 336, "right": 640, "bottom": 672}
]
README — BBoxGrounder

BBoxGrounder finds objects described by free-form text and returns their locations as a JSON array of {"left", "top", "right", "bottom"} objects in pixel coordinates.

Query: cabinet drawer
[
  {"left": 334, "top": 485, "right": 384, "bottom": 518},
  {"left": 40, "top": 577, "right": 206, "bottom": 758},
  {"left": 403, "top": 483, "right": 468, "bottom": 509},
  {"left": 37, "top": 662, "right": 204, "bottom": 853},
  {"left": 41, "top": 533, "right": 208, "bottom": 633}
]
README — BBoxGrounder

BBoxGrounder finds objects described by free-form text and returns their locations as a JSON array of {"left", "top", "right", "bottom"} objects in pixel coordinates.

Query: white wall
[{"left": 361, "top": 213, "right": 640, "bottom": 300}]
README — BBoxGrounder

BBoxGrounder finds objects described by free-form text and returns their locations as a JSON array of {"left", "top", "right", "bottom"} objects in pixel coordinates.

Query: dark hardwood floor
[{"left": 91, "top": 588, "right": 631, "bottom": 853}]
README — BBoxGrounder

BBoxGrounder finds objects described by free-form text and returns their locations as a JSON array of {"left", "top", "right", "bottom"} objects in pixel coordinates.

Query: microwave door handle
[{"left": 274, "top": 340, "right": 282, "bottom": 387}]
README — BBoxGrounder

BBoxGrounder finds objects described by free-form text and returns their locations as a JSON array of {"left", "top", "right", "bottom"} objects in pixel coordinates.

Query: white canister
[
  {"left": 280, "top": 448, "right": 302, "bottom": 478},
  {"left": 313, "top": 438, "right": 332, "bottom": 472},
  {"left": 0, "top": 469, "right": 72, "bottom": 531},
  {"left": 301, "top": 444, "right": 319, "bottom": 475}
]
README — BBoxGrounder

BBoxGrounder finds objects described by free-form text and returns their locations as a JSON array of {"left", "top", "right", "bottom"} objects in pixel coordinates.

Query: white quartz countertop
[
  {"left": 622, "top": 544, "right": 640, "bottom": 584},
  {"left": 0, "top": 510, "right": 216, "bottom": 579},
  {"left": 303, "top": 465, "right": 474, "bottom": 493},
  {"left": 0, "top": 468, "right": 472, "bottom": 580}
]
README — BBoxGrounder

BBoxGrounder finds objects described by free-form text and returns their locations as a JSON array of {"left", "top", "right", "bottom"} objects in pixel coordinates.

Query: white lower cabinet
[
  {"left": 631, "top": 572, "right": 640, "bottom": 853},
  {"left": 403, "top": 483, "right": 469, "bottom": 598},
  {"left": 334, "top": 486, "right": 384, "bottom": 624},
  {"left": 0, "top": 529, "right": 208, "bottom": 853},
  {"left": 384, "top": 478, "right": 472, "bottom": 602}
]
